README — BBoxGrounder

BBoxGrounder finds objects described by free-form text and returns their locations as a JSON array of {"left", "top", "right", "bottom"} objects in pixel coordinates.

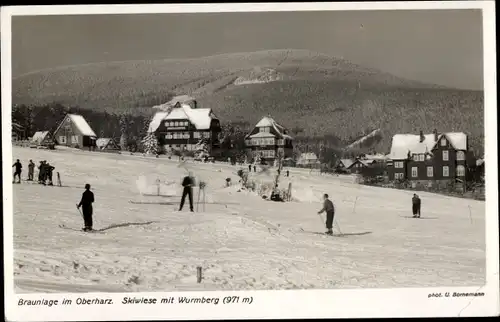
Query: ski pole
[{"left": 334, "top": 219, "right": 343, "bottom": 235}]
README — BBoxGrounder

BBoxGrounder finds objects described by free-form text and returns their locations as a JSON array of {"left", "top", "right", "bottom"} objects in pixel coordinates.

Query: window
[
  {"left": 173, "top": 133, "right": 179, "bottom": 139},
  {"left": 412, "top": 154, "right": 418, "bottom": 161},
  {"left": 419, "top": 154, "right": 425, "bottom": 161},
  {"left": 261, "top": 150, "right": 275, "bottom": 158},
  {"left": 440, "top": 138, "right": 447, "bottom": 146},
  {"left": 443, "top": 166, "right": 449, "bottom": 177},
  {"left": 204, "top": 132, "right": 211, "bottom": 139},
  {"left": 395, "top": 173, "right": 404, "bottom": 180},
  {"left": 259, "top": 127, "right": 270, "bottom": 133},
  {"left": 411, "top": 167, "right": 418, "bottom": 178},
  {"left": 457, "top": 165, "right": 465, "bottom": 176},
  {"left": 395, "top": 161, "right": 404, "bottom": 168},
  {"left": 427, "top": 166, "right": 434, "bottom": 177},
  {"left": 193, "top": 132, "right": 200, "bottom": 139},
  {"left": 277, "top": 139, "right": 284, "bottom": 146},
  {"left": 165, "top": 134, "right": 173, "bottom": 139},
  {"left": 174, "top": 121, "right": 179, "bottom": 127},
  {"left": 442, "top": 150, "right": 449, "bottom": 161},
  {"left": 71, "top": 135, "right": 79, "bottom": 144},
  {"left": 59, "top": 136, "right": 66, "bottom": 144},
  {"left": 457, "top": 151, "right": 465, "bottom": 161}
]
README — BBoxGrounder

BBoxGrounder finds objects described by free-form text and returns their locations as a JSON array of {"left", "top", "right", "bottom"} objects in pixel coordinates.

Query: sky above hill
[{"left": 11, "top": 9, "right": 483, "bottom": 90}]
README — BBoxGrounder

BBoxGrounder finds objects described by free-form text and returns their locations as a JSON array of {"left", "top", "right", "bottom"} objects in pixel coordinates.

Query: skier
[
  {"left": 45, "top": 163, "right": 55, "bottom": 186},
  {"left": 179, "top": 172, "right": 195, "bottom": 212},
  {"left": 253, "top": 165, "right": 256, "bottom": 172},
  {"left": 28, "top": 160, "right": 35, "bottom": 181},
  {"left": 248, "top": 164, "right": 252, "bottom": 172},
  {"left": 318, "top": 193, "right": 335, "bottom": 235},
  {"left": 286, "top": 170, "right": 290, "bottom": 177},
  {"left": 12, "top": 159, "right": 22, "bottom": 183},
  {"left": 412, "top": 193, "right": 421, "bottom": 218},
  {"left": 38, "top": 161, "right": 46, "bottom": 184},
  {"left": 77, "top": 184, "right": 95, "bottom": 231}
]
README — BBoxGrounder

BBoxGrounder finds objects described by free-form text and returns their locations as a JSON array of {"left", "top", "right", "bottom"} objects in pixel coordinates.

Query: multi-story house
[
  {"left": 387, "top": 129, "right": 469, "bottom": 188},
  {"left": 148, "top": 96, "right": 221, "bottom": 154},
  {"left": 244, "top": 116, "right": 293, "bottom": 164}
]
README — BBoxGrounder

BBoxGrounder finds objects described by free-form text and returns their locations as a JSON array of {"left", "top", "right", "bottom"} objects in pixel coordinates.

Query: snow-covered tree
[
  {"left": 142, "top": 132, "right": 159, "bottom": 155},
  {"left": 194, "top": 138, "right": 209, "bottom": 159}
]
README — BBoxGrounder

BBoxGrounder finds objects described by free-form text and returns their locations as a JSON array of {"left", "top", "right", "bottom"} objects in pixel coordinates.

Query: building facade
[
  {"left": 53, "top": 114, "right": 97, "bottom": 149},
  {"left": 148, "top": 97, "right": 221, "bottom": 154},
  {"left": 244, "top": 116, "right": 293, "bottom": 164},
  {"left": 387, "top": 129, "right": 469, "bottom": 187}
]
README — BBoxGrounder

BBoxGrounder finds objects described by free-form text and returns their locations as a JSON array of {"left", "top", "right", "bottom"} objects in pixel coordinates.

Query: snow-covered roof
[
  {"left": 299, "top": 152, "right": 318, "bottom": 160},
  {"left": 55, "top": 114, "right": 96, "bottom": 137},
  {"left": 438, "top": 132, "right": 467, "bottom": 151},
  {"left": 148, "top": 112, "right": 170, "bottom": 133},
  {"left": 389, "top": 133, "right": 437, "bottom": 160},
  {"left": 360, "top": 159, "right": 376, "bottom": 165},
  {"left": 31, "top": 131, "right": 50, "bottom": 143},
  {"left": 96, "top": 138, "right": 115, "bottom": 148},
  {"left": 389, "top": 131, "right": 468, "bottom": 160},
  {"left": 152, "top": 95, "right": 196, "bottom": 109},
  {"left": 249, "top": 116, "right": 292, "bottom": 140},
  {"left": 68, "top": 114, "right": 96, "bottom": 137},
  {"left": 248, "top": 132, "right": 276, "bottom": 138},
  {"left": 148, "top": 104, "right": 215, "bottom": 133},
  {"left": 364, "top": 153, "right": 389, "bottom": 161},
  {"left": 339, "top": 159, "right": 355, "bottom": 168}
]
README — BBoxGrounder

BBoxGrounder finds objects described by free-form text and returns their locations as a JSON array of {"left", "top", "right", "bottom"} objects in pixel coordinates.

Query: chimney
[
  {"left": 419, "top": 130, "right": 425, "bottom": 143},
  {"left": 433, "top": 128, "right": 438, "bottom": 142}
]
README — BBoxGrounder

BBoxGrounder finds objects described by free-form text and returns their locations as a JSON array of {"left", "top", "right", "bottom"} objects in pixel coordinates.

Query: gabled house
[
  {"left": 96, "top": 138, "right": 120, "bottom": 151},
  {"left": 296, "top": 152, "right": 320, "bottom": 168},
  {"left": 53, "top": 114, "right": 97, "bottom": 149},
  {"left": 337, "top": 159, "right": 355, "bottom": 170},
  {"left": 387, "top": 129, "right": 469, "bottom": 185},
  {"left": 30, "top": 131, "right": 56, "bottom": 148},
  {"left": 244, "top": 116, "right": 293, "bottom": 164},
  {"left": 148, "top": 96, "right": 221, "bottom": 154}
]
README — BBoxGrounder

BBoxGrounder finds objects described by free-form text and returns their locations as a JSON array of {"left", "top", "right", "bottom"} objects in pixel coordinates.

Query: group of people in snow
[{"left": 12, "top": 159, "right": 56, "bottom": 185}]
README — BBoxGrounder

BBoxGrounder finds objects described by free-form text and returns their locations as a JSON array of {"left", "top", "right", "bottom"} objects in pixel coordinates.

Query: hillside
[{"left": 12, "top": 49, "right": 484, "bottom": 154}]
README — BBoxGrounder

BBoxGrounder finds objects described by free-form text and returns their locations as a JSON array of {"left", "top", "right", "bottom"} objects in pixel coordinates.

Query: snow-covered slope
[{"left": 10, "top": 147, "right": 485, "bottom": 293}]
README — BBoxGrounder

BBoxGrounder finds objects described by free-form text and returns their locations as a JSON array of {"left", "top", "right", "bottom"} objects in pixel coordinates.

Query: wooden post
[
  {"left": 196, "top": 266, "right": 202, "bottom": 283},
  {"left": 287, "top": 182, "right": 292, "bottom": 201},
  {"left": 57, "top": 172, "right": 62, "bottom": 187},
  {"left": 156, "top": 178, "right": 161, "bottom": 196}
]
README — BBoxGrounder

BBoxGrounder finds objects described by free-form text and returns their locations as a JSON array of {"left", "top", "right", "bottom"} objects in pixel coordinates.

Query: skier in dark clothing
[
  {"left": 77, "top": 184, "right": 95, "bottom": 231},
  {"left": 38, "top": 161, "right": 47, "bottom": 184},
  {"left": 12, "top": 159, "right": 22, "bottom": 183},
  {"left": 318, "top": 193, "right": 335, "bottom": 235},
  {"left": 412, "top": 194, "right": 421, "bottom": 218},
  {"left": 253, "top": 165, "right": 256, "bottom": 172},
  {"left": 248, "top": 164, "right": 252, "bottom": 172},
  {"left": 45, "top": 163, "right": 55, "bottom": 186},
  {"left": 286, "top": 170, "right": 289, "bottom": 177},
  {"left": 28, "top": 160, "right": 35, "bottom": 181},
  {"left": 179, "top": 172, "right": 195, "bottom": 212}
]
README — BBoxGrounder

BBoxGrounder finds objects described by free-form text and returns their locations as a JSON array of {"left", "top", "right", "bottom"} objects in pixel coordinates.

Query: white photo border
[{"left": 2, "top": 1, "right": 498, "bottom": 320}]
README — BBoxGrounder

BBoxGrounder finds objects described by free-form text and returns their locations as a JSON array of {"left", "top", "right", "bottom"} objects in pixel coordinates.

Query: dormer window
[
  {"left": 440, "top": 138, "right": 447, "bottom": 146},
  {"left": 259, "top": 127, "right": 270, "bottom": 133}
]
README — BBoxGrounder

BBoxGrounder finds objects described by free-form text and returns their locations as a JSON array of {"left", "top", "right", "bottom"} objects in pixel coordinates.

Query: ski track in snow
[{"left": 11, "top": 147, "right": 485, "bottom": 293}]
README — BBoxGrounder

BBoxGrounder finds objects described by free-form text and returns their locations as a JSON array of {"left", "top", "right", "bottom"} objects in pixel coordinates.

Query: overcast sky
[{"left": 11, "top": 9, "right": 483, "bottom": 90}]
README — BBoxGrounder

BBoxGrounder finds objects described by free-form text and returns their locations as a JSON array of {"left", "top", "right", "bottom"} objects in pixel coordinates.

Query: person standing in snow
[
  {"left": 28, "top": 160, "right": 35, "bottom": 181},
  {"left": 77, "top": 184, "right": 95, "bottom": 231},
  {"left": 38, "top": 161, "right": 47, "bottom": 184},
  {"left": 248, "top": 164, "right": 252, "bottom": 172},
  {"left": 45, "top": 163, "right": 55, "bottom": 186},
  {"left": 412, "top": 194, "right": 421, "bottom": 218},
  {"left": 12, "top": 159, "right": 22, "bottom": 183},
  {"left": 179, "top": 172, "right": 195, "bottom": 212},
  {"left": 318, "top": 193, "right": 335, "bottom": 235}
]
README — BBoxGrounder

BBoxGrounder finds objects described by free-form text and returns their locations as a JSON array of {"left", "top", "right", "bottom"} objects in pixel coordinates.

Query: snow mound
[
  {"left": 136, "top": 175, "right": 177, "bottom": 196},
  {"left": 291, "top": 187, "right": 322, "bottom": 203}
]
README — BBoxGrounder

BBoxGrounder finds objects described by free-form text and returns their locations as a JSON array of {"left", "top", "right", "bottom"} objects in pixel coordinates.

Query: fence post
[{"left": 196, "top": 266, "right": 202, "bottom": 283}]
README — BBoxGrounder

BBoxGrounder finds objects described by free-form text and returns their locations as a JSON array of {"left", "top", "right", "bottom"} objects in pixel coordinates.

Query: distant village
[{"left": 13, "top": 95, "right": 485, "bottom": 197}]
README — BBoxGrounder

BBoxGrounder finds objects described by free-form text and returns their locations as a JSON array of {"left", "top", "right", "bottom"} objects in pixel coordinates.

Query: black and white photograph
[{"left": 2, "top": 2, "right": 498, "bottom": 320}]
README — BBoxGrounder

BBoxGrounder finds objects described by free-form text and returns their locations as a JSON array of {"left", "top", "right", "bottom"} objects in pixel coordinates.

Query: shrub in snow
[{"left": 142, "top": 133, "right": 159, "bottom": 155}]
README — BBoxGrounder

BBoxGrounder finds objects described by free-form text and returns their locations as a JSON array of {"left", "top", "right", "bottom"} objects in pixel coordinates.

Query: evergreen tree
[
  {"left": 142, "top": 132, "right": 159, "bottom": 155},
  {"left": 194, "top": 138, "right": 209, "bottom": 159}
]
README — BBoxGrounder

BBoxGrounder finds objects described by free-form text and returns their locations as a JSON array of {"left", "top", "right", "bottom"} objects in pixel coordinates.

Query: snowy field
[{"left": 10, "top": 146, "right": 485, "bottom": 293}]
